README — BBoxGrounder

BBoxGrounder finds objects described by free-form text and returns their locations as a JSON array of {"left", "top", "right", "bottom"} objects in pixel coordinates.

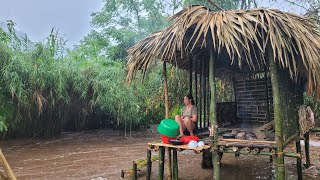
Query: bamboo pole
[
  {"left": 264, "top": 67, "right": 271, "bottom": 122},
  {"left": 295, "top": 140, "right": 303, "bottom": 180},
  {"left": 172, "top": 148, "right": 178, "bottom": 180},
  {"left": 269, "top": 149, "right": 273, "bottom": 163},
  {"left": 268, "top": 45, "right": 285, "bottom": 180},
  {"left": 195, "top": 60, "right": 198, "bottom": 107},
  {"left": 189, "top": 58, "right": 193, "bottom": 95},
  {"left": 283, "top": 133, "right": 299, "bottom": 147},
  {"left": 304, "top": 132, "right": 311, "bottom": 168},
  {"left": 204, "top": 60, "right": 207, "bottom": 127},
  {"left": 209, "top": 47, "right": 219, "bottom": 180},
  {"left": 220, "top": 149, "right": 301, "bottom": 158},
  {"left": 207, "top": 63, "right": 210, "bottom": 126},
  {"left": 166, "top": 147, "right": 172, "bottom": 180},
  {"left": 158, "top": 147, "right": 165, "bottom": 180},
  {"left": 163, "top": 61, "right": 169, "bottom": 119},
  {"left": 163, "top": 61, "right": 172, "bottom": 180},
  {"left": 310, "top": 128, "right": 320, "bottom": 132},
  {"left": 133, "top": 161, "right": 137, "bottom": 180},
  {"left": 0, "top": 149, "right": 17, "bottom": 180},
  {"left": 147, "top": 149, "right": 152, "bottom": 180},
  {"left": 200, "top": 60, "right": 203, "bottom": 128}
]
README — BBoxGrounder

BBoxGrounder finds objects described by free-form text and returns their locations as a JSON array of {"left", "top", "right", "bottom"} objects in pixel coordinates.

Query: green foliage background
[{"left": 0, "top": 0, "right": 319, "bottom": 138}]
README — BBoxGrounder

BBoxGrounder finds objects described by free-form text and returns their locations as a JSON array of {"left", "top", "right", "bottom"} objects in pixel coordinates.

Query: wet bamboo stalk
[
  {"left": 172, "top": 148, "right": 178, "bottom": 180},
  {"left": 209, "top": 46, "right": 219, "bottom": 180},
  {"left": 203, "top": 60, "right": 207, "bottom": 127},
  {"left": 283, "top": 133, "right": 299, "bottom": 147},
  {"left": 304, "top": 132, "right": 311, "bottom": 168},
  {"left": 221, "top": 149, "right": 300, "bottom": 158},
  {"left": 0, "top": 149, "right": 16, "bottom": 180},
  {"left": 195, "top": 60, "right": 198, "bottom": 107},
  {"left": 310, "top": 129, "right": 320, "bottom": 132},
  {"left": 200, "top": 60, "right": 203, "bottom": 128},
  {"left": 166, "top": 147, "right": 172, "bottom": 180},
  {"left": 133, "top": 161, "right": 137, "bottom": 180},
  {"left": 269, "top": 45, "right": 285, "bottom": 180},
  {"left": 189, "top": 58, "right": 193, "bottom": 95},
  {"left": 219, "top": 138, "right": 276, "bottom": 144},
  {"left": 158, "top": 147, "right": 165, "bottom": 180},
  {"left": 295, "top": 140, "right": 302, "bottom": 180},
  {"left": 163, "top": 61, "right": 169, "bottom": 119},
  {"left": 147, "top": 149, "right": 152, "bottom": 180}
]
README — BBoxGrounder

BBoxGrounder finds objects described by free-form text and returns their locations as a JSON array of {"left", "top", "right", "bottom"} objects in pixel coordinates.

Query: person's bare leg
[
  {"left": 175, "top": 115, "right": 185, "bottom": 137},
  {"left": 184, "top": 117, "right": 195, "bottom": 136}
]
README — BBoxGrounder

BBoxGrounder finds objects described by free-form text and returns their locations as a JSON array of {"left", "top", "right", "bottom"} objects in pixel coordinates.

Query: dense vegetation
[{"left": 0, "top": 0, "right": 319, "bottom": 138}]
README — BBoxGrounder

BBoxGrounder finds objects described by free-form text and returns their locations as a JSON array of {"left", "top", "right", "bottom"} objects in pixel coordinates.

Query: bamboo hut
[{"left": 127, "top": 5, "right": 320, "bottom": 180}]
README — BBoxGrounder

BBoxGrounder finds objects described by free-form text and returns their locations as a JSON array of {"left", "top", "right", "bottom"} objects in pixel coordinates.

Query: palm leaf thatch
[{"left": 127, "top": 5, "right": 320, "bottom": 96}]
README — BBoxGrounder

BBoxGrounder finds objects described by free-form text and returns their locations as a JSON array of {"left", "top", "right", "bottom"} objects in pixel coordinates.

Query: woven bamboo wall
[{"left": 234, "top": 73, "right": 273, "bottom": 123}]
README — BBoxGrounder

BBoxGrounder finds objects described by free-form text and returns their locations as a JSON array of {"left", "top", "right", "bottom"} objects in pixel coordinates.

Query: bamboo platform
[
  {"left": 217, "top": 138, "right": 277, "bottom": 149},
  {"left": 146, "top": 142, "right": 210, "bottom": 180},
  {"left": 148, "top": 142, "right": 210, "bottom": 152}
]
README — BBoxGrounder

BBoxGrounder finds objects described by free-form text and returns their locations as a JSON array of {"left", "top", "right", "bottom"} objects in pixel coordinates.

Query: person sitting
[{"left": 175, "top": 94, "right": 197, "bottom": 137}]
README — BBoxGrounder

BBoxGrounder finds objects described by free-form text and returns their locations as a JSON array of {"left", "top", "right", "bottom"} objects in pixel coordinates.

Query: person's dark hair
[{"left": 186, "top": 94, "right": 195, "bottom": 105}]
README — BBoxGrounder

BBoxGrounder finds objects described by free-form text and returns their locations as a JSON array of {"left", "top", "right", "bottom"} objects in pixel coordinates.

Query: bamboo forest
[{"left": 1, "top": 0, "right": 320, "bottom": 179}]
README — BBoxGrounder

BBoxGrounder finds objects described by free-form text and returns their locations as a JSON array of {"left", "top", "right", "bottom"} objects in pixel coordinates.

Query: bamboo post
[
  {"left": 269, "top": 149, "right": 273, "bottom": 163},
  {"left": 204, "top": 60, "right": 207, "bottom": 127},
  {"left": 207, "top": 63, "right": 210, "bottom": 126},
  {"left": 199, "top": 60, "right": 203, "bottom": 128},
  {"left": 189, "top": 58, "right": 193, "bottom": 95},
  {"left": 163, "top": 61, "right": 171, "bottom": 179},
  {"left": 163, "top": 61, "right": 169, "bottom": 119},
  {"left": 268, "top": 45, "right": 285, "bottom": 180},
  {"left": 264, "top": 66, "right": 271, "bottom": 122},
  {"left": 195, "top": 60, "right": 198, "bottom": 107},
  {"left": 158, "top": 147, "right": 165, "bottom": 180},
  {"left": 209, "top": 46, "right": 219, "bottom": 180},
  {"left": 147, "top": 149, "right": 152, "bottom": 180},
  {"left": 0, "top": 149, "right": 16, "bottom": 180},
  {"left": 166, "top": 147, "right": 172, "bottom": 180},
  {"left": 133, "top": 161, "right": 137, "bottom": 180},
  {"left": 304, "top": 132, "right": 311, "bottom": 168},
  {"left": 295, "top": 140, "right": 303, "bottom": 180},
  {"left": 121, "top": 170, "right": 125, "bottom": 178},
  {"left": 172, "top": 148, "right": 178, "bottom": 180}
]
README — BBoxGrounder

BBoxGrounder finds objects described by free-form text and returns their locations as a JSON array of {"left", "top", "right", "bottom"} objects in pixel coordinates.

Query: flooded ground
[{"left": 2, "top": 130, "right": 320, "bottom": 180}]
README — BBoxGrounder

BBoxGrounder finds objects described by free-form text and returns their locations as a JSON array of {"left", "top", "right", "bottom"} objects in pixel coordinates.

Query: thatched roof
[{"left": 127, "top": 5, "right": 320, "bottom": 90}]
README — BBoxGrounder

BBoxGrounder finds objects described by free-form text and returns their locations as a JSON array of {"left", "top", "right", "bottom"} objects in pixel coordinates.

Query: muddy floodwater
[{"left": 2, "top": 130, "right": 319, "bottom": 179}]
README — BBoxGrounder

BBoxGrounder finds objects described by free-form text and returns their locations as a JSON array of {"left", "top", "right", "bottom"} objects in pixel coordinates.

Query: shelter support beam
[
  {"left": 269, "top": 45, "right": 285, "bottom": 180},
  {"left": 189, "top": 58, "right": 193, "bottom": 95},
  {"left": 209, "top": 47, "right": 219, "bottom": 180},
  {"left": 146, "top": 149, "right": 152, "bottom": 180},
  {"left": 163, "top": 61, "right": 169, "bottom": 119},
  {"left": 296, "top": 140, "right": 303, "bottom": 180},
  {"left": 304, "top": 132, "right": 311, "bottom": 168},
  {"left": 172, "top": 148, "right": 178, "bottom": 180},
  {"left": 133, "top": 161, "right": 137, "bottom": 180},
  {"left": 166, "top": 147, "right": 172, "bottom": 180},
  {"left": 158, "top": 147, "right": 165, "bottom": 180}
]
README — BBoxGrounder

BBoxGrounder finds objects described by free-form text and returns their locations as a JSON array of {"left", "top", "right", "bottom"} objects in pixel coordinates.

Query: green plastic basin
[{"left": 157, "top": 119, "right": 180, "bottom": 137}]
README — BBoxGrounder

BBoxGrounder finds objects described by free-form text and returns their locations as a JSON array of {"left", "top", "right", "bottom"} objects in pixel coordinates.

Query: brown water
[{"left": 1, "top": 130, "right": 319, "bottom": 180}]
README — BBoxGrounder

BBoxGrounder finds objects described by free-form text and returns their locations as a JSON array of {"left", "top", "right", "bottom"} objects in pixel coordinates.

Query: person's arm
[
  {"left": 181, "top": 107, "right": 185, "bottom": 119},
  {"left": 191, "top": 114, "right": 197, "bottom": 122},
  {"left": 191, "top": 107, "right": 197, "bottom": 122}
]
